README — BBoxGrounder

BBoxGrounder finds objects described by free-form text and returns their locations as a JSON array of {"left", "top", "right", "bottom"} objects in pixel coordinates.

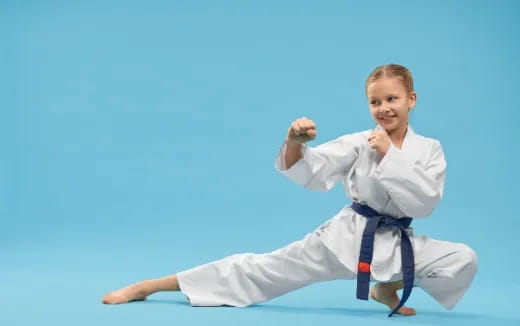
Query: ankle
[
  {"left": 136, "top": 280, "right": 156, "bottom": 296},
  {"left": 377, "top": 280, "right": 403, "bottom": 292},
  {"left": 141, "top": 276, "right": 180, "bottom": 293}
]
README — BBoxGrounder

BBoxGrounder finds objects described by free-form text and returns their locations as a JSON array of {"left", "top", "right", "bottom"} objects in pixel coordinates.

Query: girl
[{"left": 102, "top": 64, "right": 477, "bottom": 316}]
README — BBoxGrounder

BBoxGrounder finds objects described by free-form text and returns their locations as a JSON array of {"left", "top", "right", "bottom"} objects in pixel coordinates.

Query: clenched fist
[
  {"left": 287, "top": 117, "right": 317, "bottom": 145},
  {"left": 368, "top": 130, "right": 391, "bottom": 157}
]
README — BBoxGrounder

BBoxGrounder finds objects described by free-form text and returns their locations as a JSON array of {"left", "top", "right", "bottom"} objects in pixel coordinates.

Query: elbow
[
  {"left": 402, "top": 191, "right": 442, "bottom": 218},
  {"left": 408, "top": 206, "right": 435, "bottom": 218},
  {"left": 303, "top": 179, "right": 333, "bottom": 192}
]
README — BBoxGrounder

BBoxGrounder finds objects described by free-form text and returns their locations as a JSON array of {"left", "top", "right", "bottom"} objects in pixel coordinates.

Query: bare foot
[
  {"left": 102, "top": 281, "right": 151, "bottom": 304},
  {"left": 369, "top": 282, "right": 416, "bottom": 316}
]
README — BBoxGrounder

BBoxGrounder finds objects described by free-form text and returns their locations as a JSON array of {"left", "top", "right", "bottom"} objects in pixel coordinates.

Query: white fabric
[
  {"left": 176, "top": 124, "right": 477, "bottom": 310},
  {"left": 176, "top": 233, "right": 354, "bottom": 307}
]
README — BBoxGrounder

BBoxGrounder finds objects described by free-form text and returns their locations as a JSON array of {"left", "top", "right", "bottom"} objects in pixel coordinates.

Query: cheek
[{"left": 399, "top": 105, "right": 410, "bottom": 116}]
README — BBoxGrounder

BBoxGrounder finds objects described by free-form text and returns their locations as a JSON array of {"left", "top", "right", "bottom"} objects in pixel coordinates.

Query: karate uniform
[{"left": 177, "top": 124, "right": 478, "bottom": 310}]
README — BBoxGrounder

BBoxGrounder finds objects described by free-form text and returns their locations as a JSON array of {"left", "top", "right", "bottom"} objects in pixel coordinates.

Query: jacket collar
[{"left": 374, "top": 123, "right": 415, "bottom": 151}]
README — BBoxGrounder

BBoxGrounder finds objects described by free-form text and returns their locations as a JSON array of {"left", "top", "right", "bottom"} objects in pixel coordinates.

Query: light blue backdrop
[{"left": 2, "top": 1, "right": 519, "bottom": 325}]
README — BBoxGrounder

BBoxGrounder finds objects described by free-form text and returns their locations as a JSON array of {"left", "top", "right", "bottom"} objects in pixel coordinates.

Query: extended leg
[
  {"left": 102, "top": 232, "right": 354, "bottom": 306},
  {"left": 176, "top": 232, "right": 355, "bottom": 307}
]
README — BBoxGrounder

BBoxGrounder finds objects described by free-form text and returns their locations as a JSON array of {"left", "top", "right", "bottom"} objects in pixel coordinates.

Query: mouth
[{"left": 379, "top": 116, "right": 396, "bottom": 121}]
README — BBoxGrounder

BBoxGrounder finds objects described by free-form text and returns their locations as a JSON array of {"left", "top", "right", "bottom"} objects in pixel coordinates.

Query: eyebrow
[{"left": 369, "top": 94, "right": 399, "bottom": 100}]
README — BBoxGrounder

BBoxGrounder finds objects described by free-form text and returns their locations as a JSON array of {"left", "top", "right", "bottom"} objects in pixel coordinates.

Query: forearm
[{"left": 284, "top": 140, "right": 303, "bottom": 169}]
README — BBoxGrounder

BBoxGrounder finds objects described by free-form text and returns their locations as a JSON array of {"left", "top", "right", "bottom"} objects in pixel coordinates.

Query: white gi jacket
[{"left": 274, "top": 124, "right": 447, "bottom": 282}]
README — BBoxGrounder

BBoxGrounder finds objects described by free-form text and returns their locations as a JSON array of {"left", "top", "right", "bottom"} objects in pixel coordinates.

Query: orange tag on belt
[{"left": 358, "top": 262, "right": 371, "bottom": 273}]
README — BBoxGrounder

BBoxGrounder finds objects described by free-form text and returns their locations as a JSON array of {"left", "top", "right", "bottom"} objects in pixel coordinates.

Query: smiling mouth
[{"left": 379, "top": 116, "right": 396, "bottom": 120}]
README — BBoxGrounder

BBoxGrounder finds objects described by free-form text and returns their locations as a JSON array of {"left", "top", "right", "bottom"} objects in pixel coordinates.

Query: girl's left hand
[{"left": 368, "top": 130, "right": 391, "bottom": 157}]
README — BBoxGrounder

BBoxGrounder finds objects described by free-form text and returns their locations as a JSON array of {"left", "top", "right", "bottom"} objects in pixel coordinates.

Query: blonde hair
[{"left": 365, "top": 64, "right": 414, "bottom": 94}]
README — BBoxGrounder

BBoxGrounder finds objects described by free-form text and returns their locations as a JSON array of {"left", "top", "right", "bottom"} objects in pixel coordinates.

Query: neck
[{"left": 387, "top": 123, "right": 408, "bottom": 145}]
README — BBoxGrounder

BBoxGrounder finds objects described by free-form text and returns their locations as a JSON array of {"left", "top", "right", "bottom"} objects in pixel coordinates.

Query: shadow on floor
[{"left": 134, "top": 299, "right": 520, "bottom": 325}]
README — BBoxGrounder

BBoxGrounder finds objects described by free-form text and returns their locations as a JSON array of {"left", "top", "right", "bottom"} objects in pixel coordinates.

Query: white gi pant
[{"left": 176, "top": 231, "right": 477, "bottom": 310}]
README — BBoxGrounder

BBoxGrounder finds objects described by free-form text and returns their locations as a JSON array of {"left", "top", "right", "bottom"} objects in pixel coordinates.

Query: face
[{"left": 366, "top": 77, "right": 417, "bottom": 134}]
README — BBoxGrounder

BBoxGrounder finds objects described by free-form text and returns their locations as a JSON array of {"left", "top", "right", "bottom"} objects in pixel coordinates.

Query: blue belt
[{"left": 350, "top": 202, "right": 415, "bottom": 317}]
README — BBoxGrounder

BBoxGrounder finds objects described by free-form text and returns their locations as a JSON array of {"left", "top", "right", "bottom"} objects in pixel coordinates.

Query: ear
[{"left": 408, "top": 91, "right": 417, "bottom": 110}]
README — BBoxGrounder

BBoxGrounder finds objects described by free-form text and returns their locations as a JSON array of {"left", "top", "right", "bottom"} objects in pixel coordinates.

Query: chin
[
  {"left": 379, "top": 120, "right": 397, "bottom": 129},
  {"left": 379, "top": 120, "right": 401, "bottom": 133}
]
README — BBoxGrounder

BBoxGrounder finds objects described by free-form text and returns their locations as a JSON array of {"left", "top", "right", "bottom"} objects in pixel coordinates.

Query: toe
[
  {"left": 102, "top": 294, "right": 113, "bottom": 304},
  {"left": 398, "top": 306, "right": 416, "bottom": 316},
  {"left": 102, "top": 292, "right": 125, "bottom": 304}
]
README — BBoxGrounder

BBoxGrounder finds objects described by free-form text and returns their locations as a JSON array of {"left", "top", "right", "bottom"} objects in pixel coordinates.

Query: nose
[{"left": 379, "top": 107, "right": 392, "bottom": 114}]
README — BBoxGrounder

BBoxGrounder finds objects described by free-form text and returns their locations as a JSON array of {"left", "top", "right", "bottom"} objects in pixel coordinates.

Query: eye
[
  {"left": 388, "top": 96, "right": 397, "bottom": 102},
  {"left": 370, "top": 100, "right": 380, "bottom": 105}
]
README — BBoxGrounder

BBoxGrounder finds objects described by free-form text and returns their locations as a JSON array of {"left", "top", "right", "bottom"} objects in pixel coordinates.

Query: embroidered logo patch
[{"left": 315, "top": 221, "right": 332, "bottom": 237}]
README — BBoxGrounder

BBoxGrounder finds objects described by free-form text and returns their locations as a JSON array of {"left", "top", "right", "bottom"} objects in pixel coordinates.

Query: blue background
[{"left": 2, "top": 0, "right": 519, "bottom": 325}]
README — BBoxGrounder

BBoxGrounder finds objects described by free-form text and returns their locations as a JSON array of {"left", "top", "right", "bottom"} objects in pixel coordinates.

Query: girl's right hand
[{"left": 286, "top": 117, "right": 317, "bottom": 145}]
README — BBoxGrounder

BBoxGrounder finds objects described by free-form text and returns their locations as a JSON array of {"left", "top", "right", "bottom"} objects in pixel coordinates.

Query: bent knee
[{"left": 455, "top": 243, "right": 478, "bottom": 272}]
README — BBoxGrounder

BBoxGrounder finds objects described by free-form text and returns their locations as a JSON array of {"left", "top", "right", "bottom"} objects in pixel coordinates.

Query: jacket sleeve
[
  {"left": 274, "top": 134, "right": 361, "bottom": 192},
  {"left": 370, "top": 139, "right": 446, "bottom": 217}
]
